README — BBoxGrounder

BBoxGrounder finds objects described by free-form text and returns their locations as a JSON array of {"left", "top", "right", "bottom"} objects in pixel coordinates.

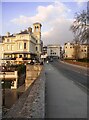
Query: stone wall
[{"left": 3, "top": 68, "right": 45, "bottom": 119}]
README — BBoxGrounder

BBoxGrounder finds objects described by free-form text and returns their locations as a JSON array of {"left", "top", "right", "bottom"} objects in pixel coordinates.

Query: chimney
[
  {"left": 28, "top": 27, "right": 32, "bottom": 33},
  {"left": 6, "top": 32, "right": 10, "bottom": 37}
]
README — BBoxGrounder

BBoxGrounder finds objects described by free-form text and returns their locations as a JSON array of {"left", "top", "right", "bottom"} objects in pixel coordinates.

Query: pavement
[{"left": 45, "top": 62, "right": 87, "bottom": 118}]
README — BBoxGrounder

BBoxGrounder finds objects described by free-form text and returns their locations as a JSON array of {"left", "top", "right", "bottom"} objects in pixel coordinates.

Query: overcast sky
[{"left": 0, "top": 0, "right": 87, "bottom": 46}]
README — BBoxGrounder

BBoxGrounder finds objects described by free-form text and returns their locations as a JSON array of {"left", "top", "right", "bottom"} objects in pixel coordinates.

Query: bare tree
[
  {"left": 70, "top": 10, "right": 89, "bottom": 44},
  {"left": 70, "top": 4, "right": 89, "bottom": 60}
]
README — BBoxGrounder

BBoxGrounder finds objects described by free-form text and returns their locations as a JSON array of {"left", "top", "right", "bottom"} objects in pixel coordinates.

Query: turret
[
  {"left": 33, "top": 22, "right": 42, "bottom": 35},
  {"left": 33, "top": 23, "right": 42, "bottom": 57}
]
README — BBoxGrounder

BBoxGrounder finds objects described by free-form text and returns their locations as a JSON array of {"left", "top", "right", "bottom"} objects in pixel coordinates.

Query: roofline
[{"left": 33, "top": 22, "right": 42, "bottom": 26}]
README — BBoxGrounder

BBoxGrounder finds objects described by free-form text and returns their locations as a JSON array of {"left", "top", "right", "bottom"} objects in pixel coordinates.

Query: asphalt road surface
[
  {"left": 52, "top": 60, "right": 88, "bottom": 89},
  {"left": 45, "top": 60, "right": 88, "bottom": 118}
]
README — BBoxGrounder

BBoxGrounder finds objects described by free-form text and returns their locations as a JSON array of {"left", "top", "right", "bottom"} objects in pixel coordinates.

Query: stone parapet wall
[{"left": 3, "top": 68, "right": 45, "bottom": 119}]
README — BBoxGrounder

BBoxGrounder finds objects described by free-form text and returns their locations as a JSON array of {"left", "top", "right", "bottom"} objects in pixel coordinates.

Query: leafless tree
[
  {"left": 70, "top": 10, "right": 89, "bottom": 44},
  {"left": 70, "top": 6, "right": 89, "bottom": 60}
]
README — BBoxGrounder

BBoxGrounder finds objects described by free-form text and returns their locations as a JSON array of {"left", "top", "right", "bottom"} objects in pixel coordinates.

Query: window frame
[{"left": 24, "top": 42, "right": 26, "bottom": 49}]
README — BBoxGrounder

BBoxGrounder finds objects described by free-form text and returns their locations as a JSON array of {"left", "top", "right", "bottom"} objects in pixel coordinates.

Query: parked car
[
  {"left": 49, "top": 58, "right": 53, "bottom": 62},
  {"left": 30, "top": 60, "right": 34, "bottom": 65}
]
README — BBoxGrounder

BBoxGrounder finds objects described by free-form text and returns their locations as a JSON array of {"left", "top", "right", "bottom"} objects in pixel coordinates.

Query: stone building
[
  {"left": 0, "top": 23, "right": 42, "bottom": 64},
  {"left": 64, "top": 42, "right": 75, "bottom": 59},
  {"left": 64, "top": 42, "right": 89, "bottom": 59},
  {"left": 78, "top": 44, "right": 89, "bottom": 59}
]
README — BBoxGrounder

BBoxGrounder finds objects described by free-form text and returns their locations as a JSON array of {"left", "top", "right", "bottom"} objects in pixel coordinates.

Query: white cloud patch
[
  {"left": 42, "top": 18, "right": 74, "bottom": 45},
  {"left": 74, "top": 0, "right": 87, "bottom": 2},
  {"left": 74, "top": 0, "right": 87, "bottom": 6},
  {"left": 11, "top": 1, "right": 71, "bottom": 24},
  {"left": 11, "top": 1, "right": 74, "bottom": 45}
]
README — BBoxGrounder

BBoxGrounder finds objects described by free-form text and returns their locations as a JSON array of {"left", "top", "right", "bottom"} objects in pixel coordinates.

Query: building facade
[
  {"left": 64, "top": 42, "right": 75, "bottom": 59},
  {"left": 64, "top": 42, "right": 89, "bottom": 59},
  {"left": 47, "top": 44, "right": 61, "bottom": 58},
  {"left": 78, "top": 44, "right": 89, "bottom": 59},
  {"left": 0, "top": 23, "right": 42, "bottom": 64},
  {"left": 41, "top": 46, "right": 47, "bottom": 61}
]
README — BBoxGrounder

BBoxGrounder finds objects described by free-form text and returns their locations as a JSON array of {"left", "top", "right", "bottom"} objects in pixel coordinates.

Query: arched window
[
  {"left": 36, "top": 26, "right": 39, "bottom": 32},
  {"left": 36, "top": 40, "right": 37, "bottom": 43},
  {"left": 19, "top": 55, "right": 22, "bottom": 58},
  {"left": 36, "top": 47, "right": 38, "bottom": 51}
]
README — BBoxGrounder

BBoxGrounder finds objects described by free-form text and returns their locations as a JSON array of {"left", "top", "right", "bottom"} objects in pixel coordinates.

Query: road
[
  {"left": 53, "top": 60, "right": 88, "bottom": 89},
  {"left": 45, "top": 60, "right": 87, "bottom": 118}
]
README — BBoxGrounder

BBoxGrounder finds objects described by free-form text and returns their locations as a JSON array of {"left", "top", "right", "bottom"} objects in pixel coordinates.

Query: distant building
[
  {"left": 64, "top": 42, "right": 89, "bottom": 59},
  {"left": 78, "top": 44, "right": 89, "bottom": 59},
  {"left": 43, "top": 46, "right": 47, "bottom": 55},
  {"left": 64, "top": 42, "right": 75, "bottom": 59},
  {"left": 47, "top": 44, "right": 61, "bottom": 58},
  {"left": 0, "top": 23, "right": 42, "bottom": 64},
  {"left": 41, "top": 46, "right": 47, "bottom": 61}
]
